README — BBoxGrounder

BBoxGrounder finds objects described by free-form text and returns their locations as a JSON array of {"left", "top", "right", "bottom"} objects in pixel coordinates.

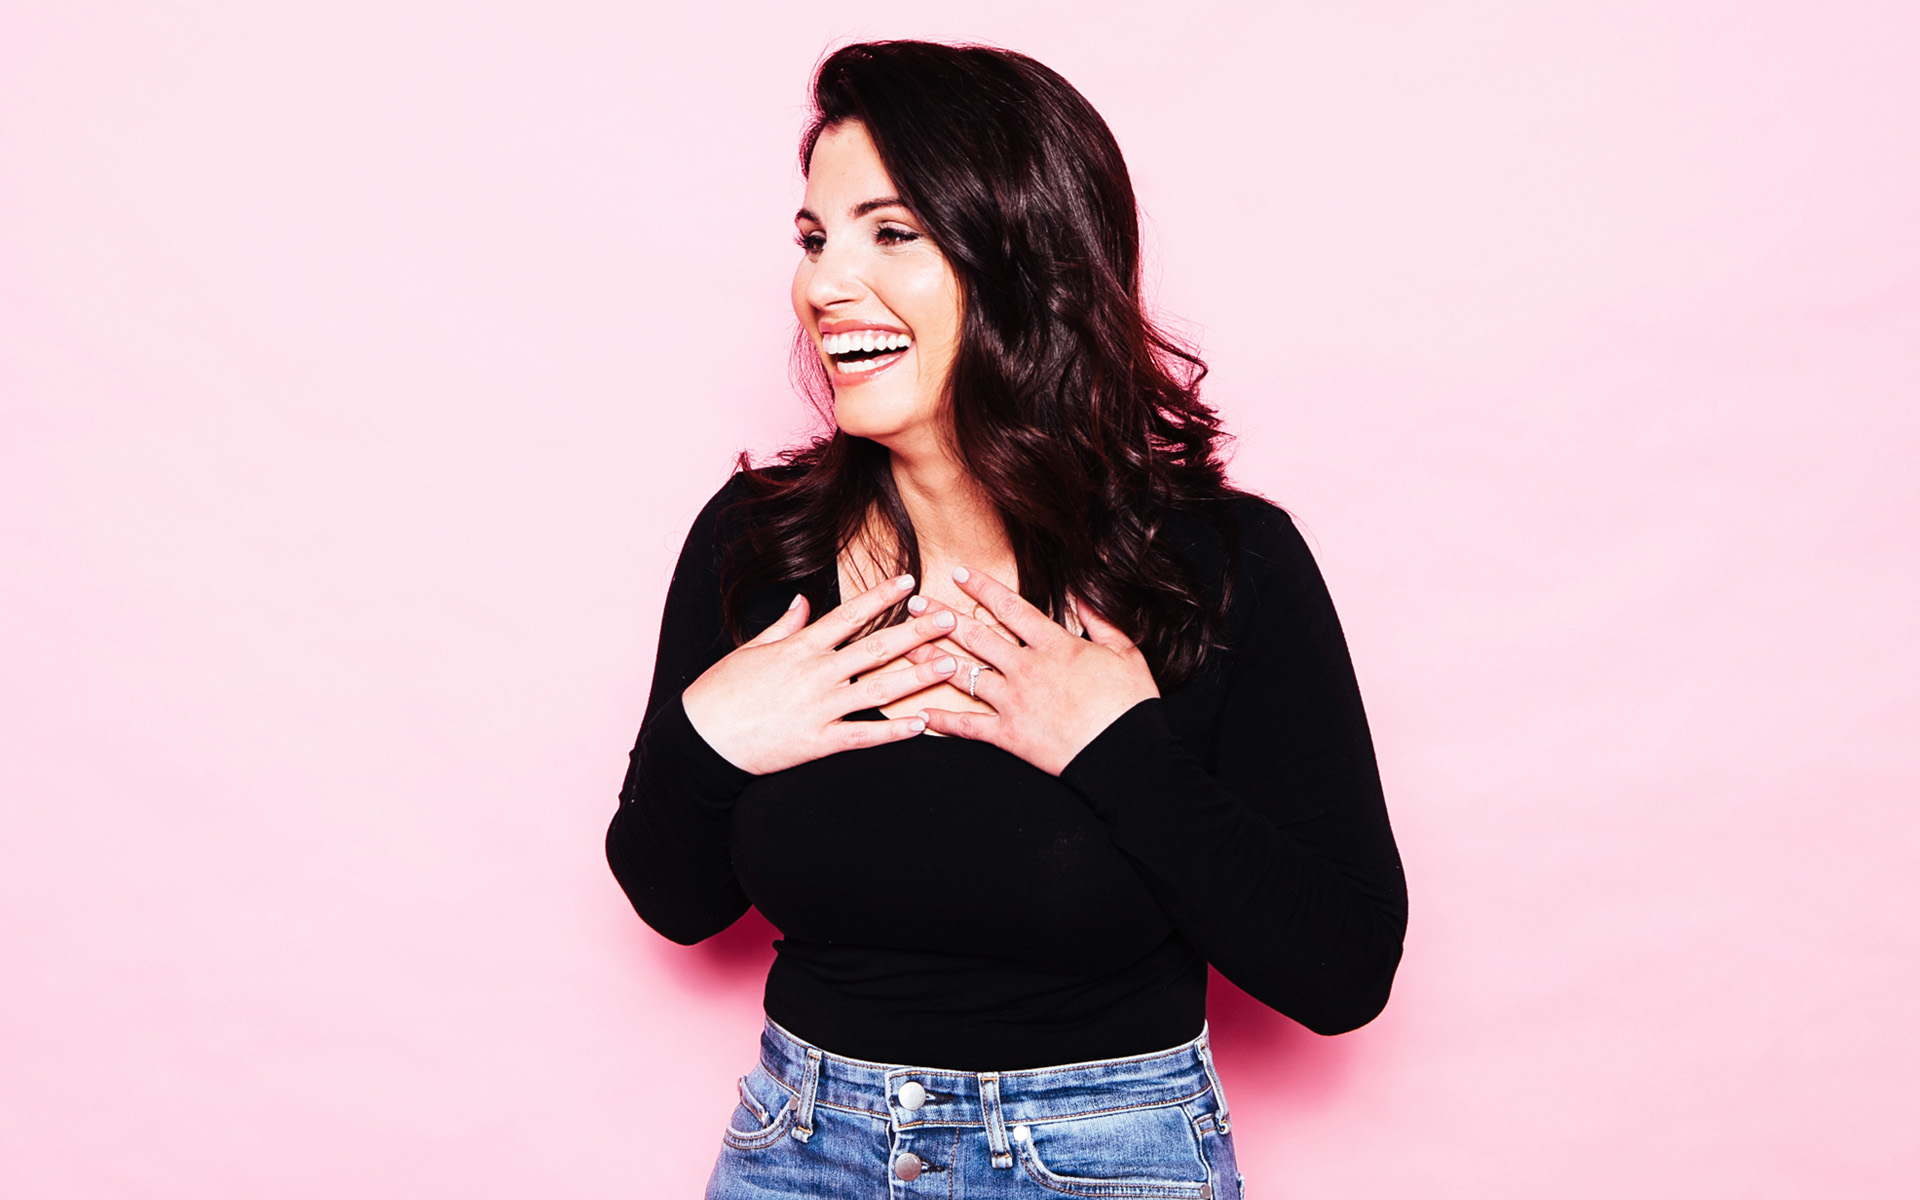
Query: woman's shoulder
[
  {"left": 686, "top": 463, "right": 808, "bottom": 538},
  {"left": 1167, "top": 488, "right": 1314, "bottom": 587},
  {"left": 1226, "top": 489, "right": 1319, "bottom": 578}
]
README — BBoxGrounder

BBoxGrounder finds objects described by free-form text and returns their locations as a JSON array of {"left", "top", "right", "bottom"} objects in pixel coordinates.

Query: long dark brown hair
[{"left": 722, "top": 40, "right": 1236, "bottom": 686}]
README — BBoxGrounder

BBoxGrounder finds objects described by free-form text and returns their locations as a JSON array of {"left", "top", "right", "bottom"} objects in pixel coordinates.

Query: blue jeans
[{"left": 707, "top": 1019, "right": 1244, "bottom": 1199}]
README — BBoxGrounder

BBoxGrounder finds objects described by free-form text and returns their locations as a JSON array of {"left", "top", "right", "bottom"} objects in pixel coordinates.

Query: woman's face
[{"left": 793, "top": 122, "right": 963, "bottom": 457}]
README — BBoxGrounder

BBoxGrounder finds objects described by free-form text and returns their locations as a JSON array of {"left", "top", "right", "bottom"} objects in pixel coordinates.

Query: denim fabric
[{"left": 707, "top": 1020, "right": 1245, "bottom": 1199}]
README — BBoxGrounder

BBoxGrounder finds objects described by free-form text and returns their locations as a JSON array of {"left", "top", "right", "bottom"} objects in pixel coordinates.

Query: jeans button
[
  {"left": 897, "top": 1081, "right": 927, "bottom": 1111},
  {"left": 894, "top": 1152, "right": 924, "bottom": 1181}
]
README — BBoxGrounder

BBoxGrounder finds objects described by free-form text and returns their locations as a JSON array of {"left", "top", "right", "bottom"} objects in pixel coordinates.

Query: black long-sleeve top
[{"left": 607, "top": 474, "right": 1406, "bottom": 1071}]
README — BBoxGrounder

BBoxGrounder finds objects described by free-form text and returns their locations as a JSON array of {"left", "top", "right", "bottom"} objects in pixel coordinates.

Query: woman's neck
[{"left": 887, "top": 448, "right": 1011, "bottom": 573}]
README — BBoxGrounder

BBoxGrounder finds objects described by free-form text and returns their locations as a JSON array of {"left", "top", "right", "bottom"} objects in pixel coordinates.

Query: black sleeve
[
  {"left": 1060, "top": 500, "right": 1407, "bottom": 1034},
  {"left": 604, "top": 476, "right": 758, "bottom": 946}
]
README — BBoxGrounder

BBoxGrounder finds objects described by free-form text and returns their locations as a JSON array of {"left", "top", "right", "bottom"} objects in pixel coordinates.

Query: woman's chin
[{"left": 831, "top": 405, "right": 916, "bottom": 447}]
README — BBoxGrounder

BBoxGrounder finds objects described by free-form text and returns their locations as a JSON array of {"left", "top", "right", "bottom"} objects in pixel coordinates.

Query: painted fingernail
[
  {"left": 952, "top": 566, "right": 970, "bottom": 583},
  {"left": 908, "top": 718, "right": 927, "bottom": 734},
  {"left": 933, "top": 610, "right": 955, "bottom": 629},
  {"left": 906, "top": 595, "right": 928, "bottom": 614},
  {"left": 915, "top": 711, "right": 931, "bottom": 723},
  {"left": 935, "top": 656, "right": 957, "bottom": 673},
  {"left": 788, "top": 593, "right": 803, "bottom": 610},
  {"left": 896, "top": 574, "right": 916, "bottom": 591}
]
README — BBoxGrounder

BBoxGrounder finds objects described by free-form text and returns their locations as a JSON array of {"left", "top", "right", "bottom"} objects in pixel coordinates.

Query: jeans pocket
[
  {"left": 719, "top": 1068, "right": 796, "bottom": 1152},
  {"left": 1015, "top": 1103, "right": 1214, "bottom": 1199}
]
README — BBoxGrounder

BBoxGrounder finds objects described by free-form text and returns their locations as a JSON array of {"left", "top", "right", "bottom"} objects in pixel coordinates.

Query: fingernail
[
  {"left": 908, "top": 718, "right": 926, "bottom": 734},
  {"left": 906, "top": 595, "right": 927, "bottom": 614},
  {"left": 952, "top": 566, "right": 970, "bottom": 583},
  {"left": 933, "top": 610, "right": 955, "bottom": 629},
  {"left": 915, "top": 711, "right": 931, "bottom": 723},
  {"left": 935, "top": 656, "right": 956, "bottom": 672},
  {"left": 897, "top": 574, "right": 916, "bottom": 591},
  {"left": 788, "top": 593, "right": 803, "bottom": 610}
]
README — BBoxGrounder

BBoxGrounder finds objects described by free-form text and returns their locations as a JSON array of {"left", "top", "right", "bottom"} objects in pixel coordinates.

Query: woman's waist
[
  {"left": 755, "top": 1015, "right": 1224, "bottom": 1129},
  {"left": 762, "top": 937, "right": 1208, "bottom": 1072}
]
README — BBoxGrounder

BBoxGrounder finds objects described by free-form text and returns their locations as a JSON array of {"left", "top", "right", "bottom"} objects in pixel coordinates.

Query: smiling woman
[
  {"left": 791, "top": 123, "right": 963, "bottom": 457},
  {"left": 605, "top": 40, "right": 1407, "bottom": 1200}
]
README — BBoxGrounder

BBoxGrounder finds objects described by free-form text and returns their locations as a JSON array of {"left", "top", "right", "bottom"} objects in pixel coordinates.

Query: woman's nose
[{"left": 801, "top": 242, "right": 864, "bottom": 310}]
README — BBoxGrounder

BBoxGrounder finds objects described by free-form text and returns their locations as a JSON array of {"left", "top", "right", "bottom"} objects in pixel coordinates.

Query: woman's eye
[
  {"left": 795, "top": 231, "right": 825, "bottom": 257},
  {"left": 876, "top": 225, "right": 920, "bottom": 246}
]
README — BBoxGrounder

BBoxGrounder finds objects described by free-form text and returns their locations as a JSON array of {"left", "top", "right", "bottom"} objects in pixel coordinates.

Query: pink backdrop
[{"left": 4, "top": 2, "right": 1916, "bottom": 1195}]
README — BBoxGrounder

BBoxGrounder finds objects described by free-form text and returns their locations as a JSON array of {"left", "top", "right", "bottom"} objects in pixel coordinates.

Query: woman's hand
[
  {"left": 680, "top": 574, "right": 959, "bottom": 774},
  {"left": 915, "top": 567, "right": 1160, "bottom": 775}
]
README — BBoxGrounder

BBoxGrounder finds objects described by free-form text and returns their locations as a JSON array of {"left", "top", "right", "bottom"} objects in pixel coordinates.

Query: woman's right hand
[{"left": 679, "top": 574, "right": 960, "bottom": 775}]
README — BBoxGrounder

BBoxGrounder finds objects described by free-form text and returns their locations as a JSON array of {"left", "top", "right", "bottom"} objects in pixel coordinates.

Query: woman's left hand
[{"left": 916, "top": 566, "right": 1160, "bottom": 776}]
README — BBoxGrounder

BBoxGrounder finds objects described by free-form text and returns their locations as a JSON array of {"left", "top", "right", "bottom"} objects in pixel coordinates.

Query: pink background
[{"left": 4, "top": 2, "right": 1916, "bottom": 1195}]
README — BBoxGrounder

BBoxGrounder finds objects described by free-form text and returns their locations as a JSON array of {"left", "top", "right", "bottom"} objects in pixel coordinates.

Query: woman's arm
[
  {"left": 605, "top": 476, "right": 961, "bottom": 944},
  {"left": 1060, "top": 500, "right": 1405, "bottom": 1034},
  {"left": 605, "top": 480, "right": 758, "bottom": 945},
  {"left": 920, "top": 498, "right": 1406, "bottom": 1033}
]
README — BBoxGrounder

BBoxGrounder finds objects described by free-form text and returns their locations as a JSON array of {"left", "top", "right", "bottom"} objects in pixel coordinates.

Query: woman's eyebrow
[{"left": 793, "top": 197, "right": 908, "bottom": 225}]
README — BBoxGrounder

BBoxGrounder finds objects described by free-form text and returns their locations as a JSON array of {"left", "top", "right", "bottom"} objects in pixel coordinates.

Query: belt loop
[
  {"left": 980, "top": 1072, "right": 1013, "bottom": 1169},
  {"left": 791, "top": 1048, "right": 822, "bottom": 1143},
  {"left": 1194, "top": 1028, "right": 1232, "bottom": 1135}
]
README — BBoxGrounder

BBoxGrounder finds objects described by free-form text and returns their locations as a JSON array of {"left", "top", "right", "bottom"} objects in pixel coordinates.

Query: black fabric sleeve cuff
[
  {"left": 634, "top": 690, "right": 755, "bottom": 812},
  {"left": 1060, "top": 698, "right": 1184, "bottom": 820}
]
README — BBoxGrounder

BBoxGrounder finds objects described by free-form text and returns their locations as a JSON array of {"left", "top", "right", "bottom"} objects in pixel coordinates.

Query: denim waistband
[{"left": 756, "top": 1018, "right": 1231, "bottom": 1135}]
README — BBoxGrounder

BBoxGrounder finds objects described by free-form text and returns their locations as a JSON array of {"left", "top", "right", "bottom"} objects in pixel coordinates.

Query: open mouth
[{"left": 823, "top": 330, "right": 912, "bottom": 375}]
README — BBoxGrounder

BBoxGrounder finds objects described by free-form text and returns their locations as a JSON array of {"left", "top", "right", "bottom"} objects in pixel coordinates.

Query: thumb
[
  {"left": 1075, "top": 599, "right": 1134, "bottom": 649},
  {"left": 747, "top": 593, "right": 809, "bottom": 645}
]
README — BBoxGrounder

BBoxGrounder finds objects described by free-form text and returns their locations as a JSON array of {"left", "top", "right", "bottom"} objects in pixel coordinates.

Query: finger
[
  {"left": 915, "top": 706, "right": 1002, "bottom": 745},
  {"left": 950, "top": 566, "right": 1065, "bottom": 648},
  {"left": 845, "top": 653, "right": 961, "bottom": 711},
  {"left": 940, "top": 612, "right": 1022, "bottom": 672},
  {"left": 829, "top": 714, "right": 928, "bottom": 753},
  {"left": 850, "top": 657, "right": 920, "bottom": 693},
  {"left": 964, "top": 603, "right": 1025, "bottom": 647},
  {"left": 904, "top": 633, "right": 983, "bottom": 666},
  {"left": 807, "top": 573, "right": 917, "bottom": 646},
  {"left": 1074, "top": 600, "right": 1136, "bottom": 650},
  {"left": 745, "top": 593, "right": 809, "bottom": 646},
  {"left": 948, "top": 660, "right": 1008, "bottom": 706},
  {"left": 840, "top": 607, "right": 958, "bottom": 671},
  {"left": 905, "top": 593, "right": 962, "bottom": 618},
  {"left": 910, "top": 591, "right": 999, "bottom": 627},
  {"left": 911, "top": 592, "right": 1018, "bottom": 649}
]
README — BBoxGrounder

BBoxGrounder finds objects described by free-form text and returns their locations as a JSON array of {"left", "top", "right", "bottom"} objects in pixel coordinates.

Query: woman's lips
[
  {"left": 830, "top": 347, "right": 909, "bottom": 383},
  {"left": 819, "top": 326, "right": 913, "bottom": 385}
]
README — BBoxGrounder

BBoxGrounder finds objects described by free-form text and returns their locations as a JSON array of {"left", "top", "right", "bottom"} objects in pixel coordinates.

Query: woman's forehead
[{"left": 801, "top": 124, "right": 900, "bottom": 218}]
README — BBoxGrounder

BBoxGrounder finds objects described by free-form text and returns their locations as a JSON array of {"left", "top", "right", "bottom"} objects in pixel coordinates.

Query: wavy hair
[{"left": 721, "top": 40, "right": 1236, "bottom": 686}]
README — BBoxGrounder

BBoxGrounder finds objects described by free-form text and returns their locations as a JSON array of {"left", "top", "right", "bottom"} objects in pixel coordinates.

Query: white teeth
[{"left": 823, "top": 331, "right": 910, "bottom": 356}]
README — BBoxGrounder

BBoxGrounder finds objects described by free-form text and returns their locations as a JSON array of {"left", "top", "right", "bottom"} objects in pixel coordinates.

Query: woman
[{"left": 607, "top": 40, "right": 1406, "bottom": 1199}]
